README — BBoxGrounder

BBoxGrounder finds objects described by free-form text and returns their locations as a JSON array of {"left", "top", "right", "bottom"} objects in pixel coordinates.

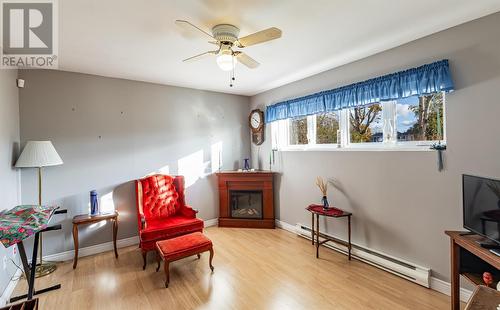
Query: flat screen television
[{"left": 463, "top": 174, "right": 500, "bottom": 245}]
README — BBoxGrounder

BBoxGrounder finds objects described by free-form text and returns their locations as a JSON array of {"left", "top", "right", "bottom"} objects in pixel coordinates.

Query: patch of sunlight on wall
[
  {"left": 211, "top": 142, "right": 223, "bottom": 173},
  {"left": 142, "top": 165, "right": 169, "bottom": 178},
  {"left": 158, "top": 164, "right": 170, "bottom": 175},
  {"left": 178, "top": 150, "right": 209, "bottom": 188},
  {"left": 88, "top": 192, "right": 114, "bottom": 228},
  {"left": 88, "top": 221, "right": 106, "bottom": 229},
  {"left": 100, "top": 191, "right": 115, "bottom": 214}
]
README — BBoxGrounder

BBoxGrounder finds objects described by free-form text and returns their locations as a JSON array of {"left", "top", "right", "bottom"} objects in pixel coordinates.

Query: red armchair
[{"left": 135, "top": 174, "right": 204, "bottom": 269}]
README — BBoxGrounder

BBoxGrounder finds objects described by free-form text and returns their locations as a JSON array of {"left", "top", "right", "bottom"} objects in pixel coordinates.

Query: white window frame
[
  {"left": 392, "top": 93, "right": 447, "bottom": 147},
  {"left": 271, "top": 92, "right": 446, "bottom": 152},
  {"left": 345, "top": 101, "right": 390, "bottom": 149}
]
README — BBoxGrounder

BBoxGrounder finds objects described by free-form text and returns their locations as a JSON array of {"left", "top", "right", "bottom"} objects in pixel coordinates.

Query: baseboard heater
[{"left": 294, "top": 223, "right": 430, "bottom": 288}]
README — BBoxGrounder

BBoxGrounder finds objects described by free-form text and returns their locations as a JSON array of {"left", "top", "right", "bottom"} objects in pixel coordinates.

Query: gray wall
[
  {"left": 250, "top": 12, "right": 500, "bottom": 282},
  {"left": 18, "top": 70, "right": 250, "bottom": 255},
  {"left": 0, "top": 70, "right": 21, "bottom": 298}
]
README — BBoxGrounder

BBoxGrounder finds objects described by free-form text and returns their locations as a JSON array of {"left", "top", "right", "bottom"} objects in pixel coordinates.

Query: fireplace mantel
[{"left": 216, "top": 171, "right": 275, "bottom": 228}]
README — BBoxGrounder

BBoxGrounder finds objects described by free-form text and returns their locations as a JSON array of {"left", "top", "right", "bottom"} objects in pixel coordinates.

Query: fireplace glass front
[{"left": 230, "top": 190, "right": 263, "bottom": 219}]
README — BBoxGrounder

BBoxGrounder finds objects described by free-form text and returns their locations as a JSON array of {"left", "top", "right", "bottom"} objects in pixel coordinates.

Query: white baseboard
[
  {"left": 275, "top": 219, "right": 296, "bottom": 233},
  {"left": 204, "top": 218, "right": 218, "bottom": 227},
  {"left": 0, "top": 269, "right": 23, "bottom": 307},
  {"left": 44, "top": 235, "right": 140, "bottom": 262},
  {"left": 275, "top": 219, "right": 473, "bottom": 303},
  {"left": 430, "top": 276, "right": 472, "bottom": 303}
]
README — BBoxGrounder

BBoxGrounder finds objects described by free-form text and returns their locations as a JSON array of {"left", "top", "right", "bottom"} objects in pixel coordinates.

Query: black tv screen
[{"left": 463, "top": 174, "right": 500, "bottom": 244}]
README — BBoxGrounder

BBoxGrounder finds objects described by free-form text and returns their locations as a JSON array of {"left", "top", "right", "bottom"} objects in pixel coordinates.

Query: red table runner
[{"left": 307, "top": 204, "right": 345, "bottom": 216}]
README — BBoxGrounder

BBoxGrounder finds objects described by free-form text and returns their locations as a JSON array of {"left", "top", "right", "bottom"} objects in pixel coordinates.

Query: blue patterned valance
[{"left": 265, "top": 59, "right": 454, "bottom": 123}]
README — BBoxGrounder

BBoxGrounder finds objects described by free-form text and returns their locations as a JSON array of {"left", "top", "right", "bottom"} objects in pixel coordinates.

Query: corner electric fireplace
[
  {"left": 216, "top": 171, "right": 275, "bottom": 228},
  {"left": 230, "top": 190, "right": 263, "bottom": 219}
]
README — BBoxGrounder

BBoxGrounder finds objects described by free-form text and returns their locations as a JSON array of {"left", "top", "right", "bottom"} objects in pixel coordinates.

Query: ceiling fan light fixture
[
  {"left": 216, "top": 53, "right": 236, "bottom": 71},
  {"left": 177, "top": 20, "right": 281, "bottom": 77}
]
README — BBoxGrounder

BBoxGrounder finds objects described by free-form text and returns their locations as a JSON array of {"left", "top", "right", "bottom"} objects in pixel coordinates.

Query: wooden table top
[
  {"left": 445, "top": 230, "right": 500, "bottom": 270},
  {"left": 72, "top": 211, "right": 118, "bottom": 224},
  {"left": 306, "top": 204, "right": 352, "bottom": 218}
]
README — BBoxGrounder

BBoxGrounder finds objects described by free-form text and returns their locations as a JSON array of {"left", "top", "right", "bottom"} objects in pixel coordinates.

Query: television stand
[{"left": 445, "top": 231, "right": 500, "bottom": 310}]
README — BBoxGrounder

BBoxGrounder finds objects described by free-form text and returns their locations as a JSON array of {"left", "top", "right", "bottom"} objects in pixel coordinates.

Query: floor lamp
[{"left": 15, "top": 141, "right": 63, "bottom": 277}]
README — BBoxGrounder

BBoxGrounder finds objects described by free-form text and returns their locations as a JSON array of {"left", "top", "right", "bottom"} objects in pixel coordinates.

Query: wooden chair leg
[
  {"left": 142, "top": 251, "right": 147, "bottom": 270},
  {"left": 164, "top": 261, "right": 170, "bottom": 288},
  {"left": 156, "top": 252, "right": 161, "bottom": 272},
  {"left": 209, "top": 248, "right": 214, "bottom": 272}
]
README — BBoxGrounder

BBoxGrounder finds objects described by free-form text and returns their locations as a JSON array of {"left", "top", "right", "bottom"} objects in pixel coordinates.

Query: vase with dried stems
[{"left": 316, "top": 176, "right": 329, "bottom": 210}]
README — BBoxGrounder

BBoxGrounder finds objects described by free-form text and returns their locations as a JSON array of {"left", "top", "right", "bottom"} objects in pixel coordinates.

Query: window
[
  {"left": 349, "top": 104, "right": 383, "bottom": 143},
  {"left": 271, "top": 92, "right": 446, "bottom": 151},
  {"left": 316, "top": 112, "right": 340, "bottom": 144},
  {"left": 289, "top": 116, "right": 308, "bottom": 145},
  {"left": 396, "top": 93, "right": 444, "bottom": 142}
]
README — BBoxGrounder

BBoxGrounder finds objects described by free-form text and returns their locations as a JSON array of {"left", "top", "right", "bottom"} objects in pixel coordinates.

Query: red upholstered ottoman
[{"left": 155, "top": 232, "right": 214, "bottom": 287}]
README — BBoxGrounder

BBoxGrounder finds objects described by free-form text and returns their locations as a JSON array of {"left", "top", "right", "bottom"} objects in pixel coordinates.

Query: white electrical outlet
[{"left": 2, "top": 256, "right": 7, "bottom": 270}]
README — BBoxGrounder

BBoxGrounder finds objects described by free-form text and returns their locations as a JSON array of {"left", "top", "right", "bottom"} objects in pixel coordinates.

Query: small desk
[
  {"left": 306, "top": 204, "right": 352, "bottom": 260},
  {"left": 72, "top": 211, "right": 119, "bottom": 269}
]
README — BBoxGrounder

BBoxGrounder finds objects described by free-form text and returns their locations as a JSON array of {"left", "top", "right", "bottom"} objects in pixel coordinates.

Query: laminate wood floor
[{"left": 12, "top": 227, "right": 452, "bottom": 309}]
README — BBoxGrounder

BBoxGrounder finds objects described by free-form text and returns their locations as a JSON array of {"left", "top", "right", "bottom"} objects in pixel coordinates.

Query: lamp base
[{"left": 35, "top": 262, "right": 57, "bottom": 278}]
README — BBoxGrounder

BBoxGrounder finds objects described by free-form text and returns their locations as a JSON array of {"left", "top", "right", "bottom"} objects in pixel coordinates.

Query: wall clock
[{"left": 249, "top": 109, "right": 264, "bottom": 145}]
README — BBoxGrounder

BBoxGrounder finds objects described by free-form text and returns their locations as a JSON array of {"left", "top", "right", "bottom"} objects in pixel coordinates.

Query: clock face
[{"left": 250, "top": 111, "right": 262, "bottom": 129}]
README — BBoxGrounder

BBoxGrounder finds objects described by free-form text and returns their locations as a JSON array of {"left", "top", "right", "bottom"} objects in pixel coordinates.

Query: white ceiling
[{"left": 59, "top": 0, "right": 500, "bottom": 96}]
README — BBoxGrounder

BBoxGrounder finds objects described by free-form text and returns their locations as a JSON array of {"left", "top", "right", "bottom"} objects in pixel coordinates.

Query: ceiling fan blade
[
  {"left": 235, "top": 52, "right": 260, "bottom": 69},
  {"left": 183, "top": 50, "right": 218, "bottom": 62},
  {"left": 175, "top": 20, "right": 215, "bottom": 40},
  {"left": 236, "top": 27, "right": 282, "bottom": 48}
]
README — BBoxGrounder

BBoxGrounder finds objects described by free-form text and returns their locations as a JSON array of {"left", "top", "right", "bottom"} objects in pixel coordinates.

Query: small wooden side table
[
  {"left": 306, "top": 204, "right": 352, "bottom": 260},
  {"left": 72, "top": 211, "right": 119, "bottom": 269}
]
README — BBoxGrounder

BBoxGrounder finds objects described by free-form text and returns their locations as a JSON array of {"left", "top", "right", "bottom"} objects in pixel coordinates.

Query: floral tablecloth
[{"left": 0, "top": 205, "right": 58, "bottom": 248}]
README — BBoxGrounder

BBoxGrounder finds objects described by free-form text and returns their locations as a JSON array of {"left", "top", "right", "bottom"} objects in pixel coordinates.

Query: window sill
[{"left": 277, "top": 144, "right": 438, "bottom": 152}]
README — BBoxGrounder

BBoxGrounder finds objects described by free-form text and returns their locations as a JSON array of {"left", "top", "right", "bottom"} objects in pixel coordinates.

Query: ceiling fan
[{"left": 176, "top": 20, "right": 282, "bottom": 86}]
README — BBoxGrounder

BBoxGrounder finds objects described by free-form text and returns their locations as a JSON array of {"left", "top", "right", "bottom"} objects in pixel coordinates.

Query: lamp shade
[{"left": 15, "top": 141, "right": 63, "bottom": 168}]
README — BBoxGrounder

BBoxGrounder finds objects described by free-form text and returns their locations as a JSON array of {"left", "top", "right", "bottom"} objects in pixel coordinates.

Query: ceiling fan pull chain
[
  {"left": 232, "top": 58, "right": 236, "bottom": 82},
  {"left": 230, "top": 57, "right": 236, "bottom": 87}
]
